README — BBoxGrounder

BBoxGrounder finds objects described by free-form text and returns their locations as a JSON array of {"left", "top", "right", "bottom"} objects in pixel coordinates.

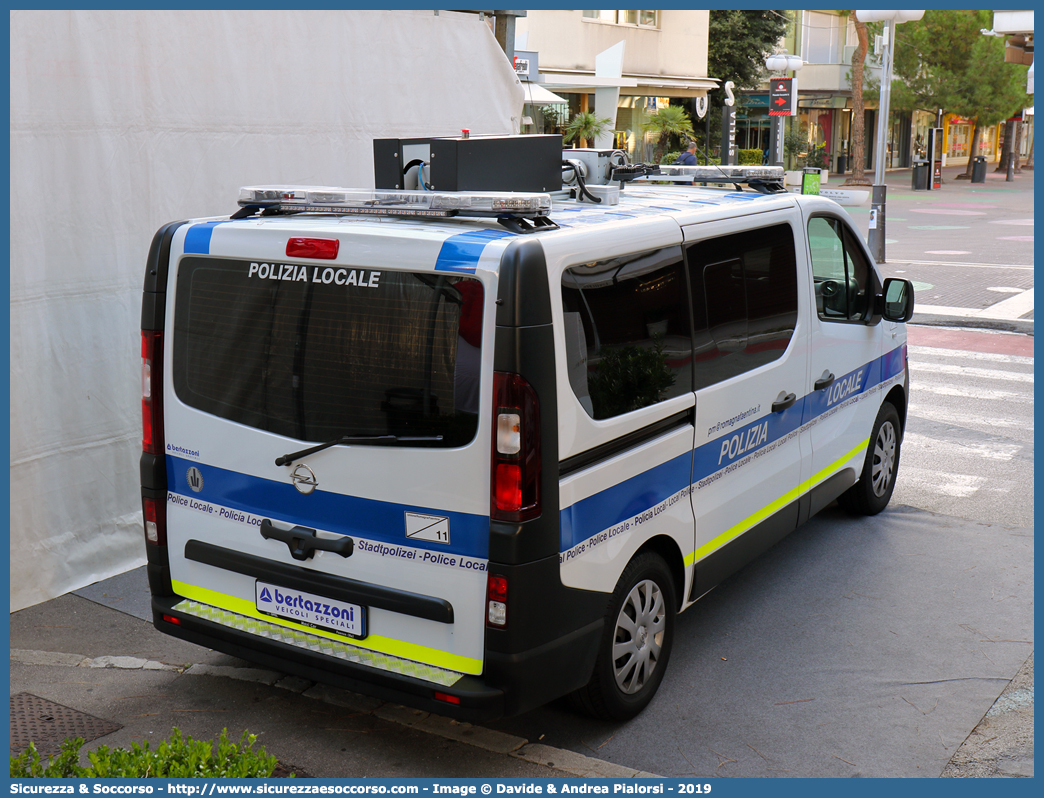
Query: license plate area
[{"left": 255, "top": 581, "right": 367, "bottom": 639}]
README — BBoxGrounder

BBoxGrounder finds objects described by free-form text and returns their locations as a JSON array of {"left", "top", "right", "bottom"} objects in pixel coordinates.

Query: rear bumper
[
  {"left": 153, "top": 595, "right": 505, "bottom": 722},
  {"left": 152, "top": 594, "right": 601, "bottom": 722}
]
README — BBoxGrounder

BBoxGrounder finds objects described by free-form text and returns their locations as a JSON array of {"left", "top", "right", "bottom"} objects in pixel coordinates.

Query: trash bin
[
  {"left": 971, "top": 155, "right": 987, "bottom": 183},
  {"left": 836, "top": 155, "right": 847, "bottom": 174},
  {"left": 912, "top": 161, "right": 929, "bottom": 190},
  {"left": 800, "top": 167, "right": 820, "bottom": 195}
]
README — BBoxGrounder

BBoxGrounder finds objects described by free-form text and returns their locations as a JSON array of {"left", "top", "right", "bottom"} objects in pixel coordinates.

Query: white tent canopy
[
  {"left": 522, "top": 82, "right": 569, "bottom": 105},
  {"left": 9, "top": 9, "right": 523, "bottom": 611}
]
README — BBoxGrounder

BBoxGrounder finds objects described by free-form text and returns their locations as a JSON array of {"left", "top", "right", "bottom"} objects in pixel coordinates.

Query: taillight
[
  {"left": 141, "top": 331, "right": 164, "bottom": 455},
  {"left": 491, "top": 372, "right": 540, "bottom": 522},
  {"left": 143, "top": 496, "right": 167, "bottom": 546},
  {"left": 486, "top": 574, "right": 508, "bottom": 628}
]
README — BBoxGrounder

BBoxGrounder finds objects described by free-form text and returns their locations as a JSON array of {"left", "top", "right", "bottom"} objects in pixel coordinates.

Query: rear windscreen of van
[{"left": 172, "top": 257, "right": 483, "bottom": 447}]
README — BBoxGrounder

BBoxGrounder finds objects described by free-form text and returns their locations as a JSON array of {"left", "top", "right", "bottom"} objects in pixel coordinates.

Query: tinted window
[
  {"left": 562, "top": 246, "right": 692, "bottom": 419},
  {"left": 173, "top": 257, "right": 483, "bottom": 447},
  {"left": 686, "top": 224, "right": 798, "bottom": 389},
  {"left": 808, "top": 216, "right": 873, "bottom": 321}
]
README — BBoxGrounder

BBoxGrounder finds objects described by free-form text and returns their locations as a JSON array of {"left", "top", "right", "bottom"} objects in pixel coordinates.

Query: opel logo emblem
[
  {"left": 290, "top": 463, "right": 318, "bottom": 495},
  {"left": 186, "top": 467, "right": 204, "bottom": 493}
]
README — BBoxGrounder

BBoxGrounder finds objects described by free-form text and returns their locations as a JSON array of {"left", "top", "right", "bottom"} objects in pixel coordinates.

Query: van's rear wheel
[
  {"left": 838, "top": 401, "right": 902, "bottom": 516},
  {"left": 572, "top": 552, "right": 675, "bottom": 721}
]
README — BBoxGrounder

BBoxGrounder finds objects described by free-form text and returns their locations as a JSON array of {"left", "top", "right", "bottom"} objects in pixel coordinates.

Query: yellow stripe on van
[
  {"left": 684, "top": 439, "right": 870, "bottom": 568},
  {"left": 171, "top": 579, "right": 482, "bottom": 676}
]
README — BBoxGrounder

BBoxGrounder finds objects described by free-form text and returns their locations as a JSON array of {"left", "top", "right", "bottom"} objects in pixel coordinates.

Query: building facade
[
  {"left": 772, "top": 10, "right": 1029, "bottom": 174},
  {"left": 514, "top": 10, "right": 715, "bottom": 160}
]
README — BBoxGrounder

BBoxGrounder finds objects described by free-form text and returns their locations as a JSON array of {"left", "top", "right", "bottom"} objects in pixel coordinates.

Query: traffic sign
[{"left": 769, "top": 77, "right": 793, "bottom": 117}]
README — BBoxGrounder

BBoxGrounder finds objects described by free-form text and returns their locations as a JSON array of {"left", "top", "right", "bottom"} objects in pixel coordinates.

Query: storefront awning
[
  {"left": 538, "top": 69, "right": 716, "bottom": 97},
  {"left": 521, "top": 82, "right": 569, "bottom": 105}
]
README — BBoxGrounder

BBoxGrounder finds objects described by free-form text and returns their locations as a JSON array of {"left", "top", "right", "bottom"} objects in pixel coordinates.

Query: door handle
[
  {"left": 772, "top": 392, "right": 797, "bottom": 413},
  {"left": 260, "top": 519, "right": 354, "bottom": 562},
  {"left": 815, "top": 372, "right": 836, "bottom": 391}
]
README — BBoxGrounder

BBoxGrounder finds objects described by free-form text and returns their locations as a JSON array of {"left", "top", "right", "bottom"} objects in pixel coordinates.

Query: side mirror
[{"left": 879, "top": 278, "right": 915, "bottom": 323}]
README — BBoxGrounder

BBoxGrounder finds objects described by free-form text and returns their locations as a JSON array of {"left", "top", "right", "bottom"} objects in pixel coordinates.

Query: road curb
[
  {"left": 911, "top": 315, "right": 1034, "bottom": 335},
  {"left": 513, "top": 743, "right": 660, "bottom": 778},
  {"left": 11, "top": 648, "right": 656, "bottom": 779}
]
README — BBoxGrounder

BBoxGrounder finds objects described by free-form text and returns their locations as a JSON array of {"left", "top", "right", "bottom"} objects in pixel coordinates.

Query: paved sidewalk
[
  {"left": 9, "top": 569, "right": 649, "bottom": 779},
  {"left": 837, "top": 163, "right": 1034, "bottom": 334}
]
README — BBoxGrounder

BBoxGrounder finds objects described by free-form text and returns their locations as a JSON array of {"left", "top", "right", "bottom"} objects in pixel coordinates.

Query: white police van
[{"left": 141, "top": 136, "right": 914, "bottom": 721}]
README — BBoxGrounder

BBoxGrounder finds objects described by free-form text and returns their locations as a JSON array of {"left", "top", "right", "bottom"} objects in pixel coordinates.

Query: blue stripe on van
[
  {"left": 165, "top": 456, "right": 489, "bottom": 560},
  {"left": 434, "top": 230, "right": 513, "bottom": 273},
  {"left": 560, "top": 346, "right": 906, "bottom": 553},
  {"left": 184, "top": 221, "right": 232, "bottom": 254},
  {"left": 560, "top": 451, "right": 693, "bottom": 552}
]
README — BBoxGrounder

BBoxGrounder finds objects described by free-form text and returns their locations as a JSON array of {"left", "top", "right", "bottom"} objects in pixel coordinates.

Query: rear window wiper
[{"left": 275, "top": 434, "right": 443, "bottom": 466}]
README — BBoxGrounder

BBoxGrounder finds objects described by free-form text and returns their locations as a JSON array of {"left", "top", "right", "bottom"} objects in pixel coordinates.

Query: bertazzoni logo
[{"left": 254, "top": 581, "right": 364, "bottom": 638}]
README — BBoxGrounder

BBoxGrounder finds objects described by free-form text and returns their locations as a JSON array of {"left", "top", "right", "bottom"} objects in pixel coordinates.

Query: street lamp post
[
  {"left": 765, "top": 53, "right": 803, "bottom": 168},
  {"left": 856, "top": 10, "right": 924, "bottom": 263}
]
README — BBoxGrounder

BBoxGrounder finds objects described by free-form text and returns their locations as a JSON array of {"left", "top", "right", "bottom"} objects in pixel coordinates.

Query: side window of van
[
  {"left": 685, "top": 224, "right": 799, "bottom": 390},
  {"left": 562, "top": 246, "right": 692, "bottom": 420},
  {"left": 808, "top": 216, "right": 872, "bottom": 321}
]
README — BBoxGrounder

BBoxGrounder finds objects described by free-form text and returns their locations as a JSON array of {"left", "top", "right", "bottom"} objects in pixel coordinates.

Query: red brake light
[
  {"left": 487, "top": 574, "right": 508, "bottom": 628},
  {"left": 434, "top": 691, "right": 461, "bottom": 705},
  {"left": 143, "top": 496, "right": 167, "bottom": 546},
  {"left": 495, "top": 464, "right": 523, "bottom": 512},
  {"left": 161, "top": 614, "right": 181, "bottom": 626},
  {"left": 286, "top": 237, "right": 340, "bottom": 259},
  {"left": 142, "top": 331, "right": 164, "bottom": 455},
  {"left": 491, "top": 372, "right": 540, "bottom": 522}
]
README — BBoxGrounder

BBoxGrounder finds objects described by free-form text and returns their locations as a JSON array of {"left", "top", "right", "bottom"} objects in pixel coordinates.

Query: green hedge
[
  {"left": 662, "top": 151, "right": 722, "bottom": 166},
  {"left": 738, "top": 149, "right": 764, "bottom": 165},
  {"left": 11, "top": 728, "right": 281, "bottom": 779}
]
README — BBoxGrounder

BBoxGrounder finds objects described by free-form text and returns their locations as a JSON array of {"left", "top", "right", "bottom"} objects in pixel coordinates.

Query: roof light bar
[
  {"left": 615, "top": 164, "right": 785, "bottom": 184},
  {"left": 238, "top": 186, "right": 553, "bottom": 219}
]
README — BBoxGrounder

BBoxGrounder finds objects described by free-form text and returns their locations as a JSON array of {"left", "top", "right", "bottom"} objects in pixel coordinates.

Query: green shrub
[
  {"left": 738, "top": 148, "right": 764, "bottom": 165},
  {"left": 661, "top": 151, "right": 680, "bottom": 164},
  {"left": 11, "top": 728, "right": 281, "bottom": 779}
]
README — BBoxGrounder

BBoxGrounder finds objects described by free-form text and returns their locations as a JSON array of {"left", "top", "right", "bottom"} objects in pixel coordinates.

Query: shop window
[
  {"left": 807, "top": 216, "right": 873, "bottom": 322},
  {"left": 686, "top": 225, "right": 799, "bottom": 390},
  {"left": 562, "top": 247, "right": 691, "bottom": 419}
]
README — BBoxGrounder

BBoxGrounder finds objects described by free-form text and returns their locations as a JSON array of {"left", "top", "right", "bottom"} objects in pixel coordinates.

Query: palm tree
[
  {"left": 564, "top": 111, "right": 611, "bottom": 148},
  {"left": 641, "top": 105, "right": 695, "bottom": 163}
]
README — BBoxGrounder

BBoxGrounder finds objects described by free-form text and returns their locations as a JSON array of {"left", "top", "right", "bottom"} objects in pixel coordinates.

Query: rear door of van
[{"left": 159, "top": 218, "right": 509, "bottom": 682}]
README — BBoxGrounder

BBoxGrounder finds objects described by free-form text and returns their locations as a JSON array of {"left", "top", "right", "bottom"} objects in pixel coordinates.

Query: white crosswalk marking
[
  {"left": 907, "top": 402, "right": 1031, "bottom": 431},
  {"left": 892, "top": 336, "right": 1034, "bottom": 527},
  {"left": 907, "top": 345, "right": 1034, "bottom": 366},
  {"left": 911, "top": 361, "right": 1033, "bottom": 383},
  {"left": 902, "top": 432, "right": 1022, "bottom": 462},
  {"left": 899, "top": 466, "right": 986, "bottom": 498}
]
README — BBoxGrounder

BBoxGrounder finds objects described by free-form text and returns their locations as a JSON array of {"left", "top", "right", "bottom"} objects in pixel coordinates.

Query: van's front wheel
[
  {"left": 839, "top": 401, "right": 902, "bottom": 516},
  {"left": 572, "top": 552, "right": 676, "bottom": 721}
]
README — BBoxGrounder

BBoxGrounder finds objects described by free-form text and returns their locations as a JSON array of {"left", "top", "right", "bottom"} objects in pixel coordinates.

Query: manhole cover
[{"left": 10, "top": 693, "right": 122, "bottom": 760}]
